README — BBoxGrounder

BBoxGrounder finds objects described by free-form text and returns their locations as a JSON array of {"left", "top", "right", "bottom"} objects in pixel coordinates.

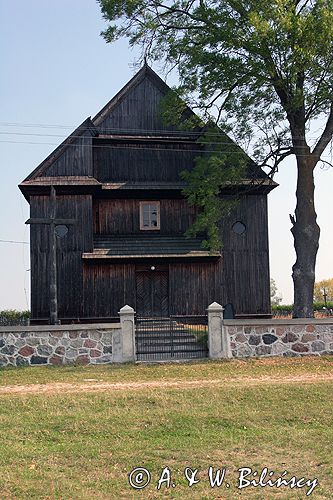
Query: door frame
[{"left": 135, "top": 264, "right": 169, "bottom": 317}]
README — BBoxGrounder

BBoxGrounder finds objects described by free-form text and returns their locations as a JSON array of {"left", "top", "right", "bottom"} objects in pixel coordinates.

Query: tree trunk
[{"left": 291, "top": 157, "right": 320, "bottom": 318}]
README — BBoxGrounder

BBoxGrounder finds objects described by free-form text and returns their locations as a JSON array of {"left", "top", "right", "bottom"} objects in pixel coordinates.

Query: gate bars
[{"left": 136, "top": 315, "right": 208, "bottom": 361}]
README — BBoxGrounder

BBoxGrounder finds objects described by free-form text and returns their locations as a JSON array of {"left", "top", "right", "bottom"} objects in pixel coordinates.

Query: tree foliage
[
  {"left": 0, "top": 310, "right": 30, "bottom": 326},
  {"left": 98, "top": 0, "right": 333, "bottom": 317},
  {"left": 314, "top": 278, "right": 333, "bottom": 302},
  {"left": 99, "top": 0, "right": 333, "bottom": 166},
  {"left": 181, "top": 128, "right": 247, "bottom": 250},
  {"left": 270, "top": 278, "right": 283, "bottom": 305}
]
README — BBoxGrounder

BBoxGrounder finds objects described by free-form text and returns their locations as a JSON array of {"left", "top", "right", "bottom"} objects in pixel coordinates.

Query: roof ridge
[{"left": 92, "top": 65, "right": 149, "bottom": 126}]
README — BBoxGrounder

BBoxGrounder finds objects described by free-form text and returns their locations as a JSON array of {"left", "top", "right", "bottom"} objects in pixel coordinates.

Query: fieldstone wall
[
  {"left": 0, "top": 324, "right": 122, "bottom": 367},
  {"left": 225, "top": 319, "right": 333, "bottom": 358}
]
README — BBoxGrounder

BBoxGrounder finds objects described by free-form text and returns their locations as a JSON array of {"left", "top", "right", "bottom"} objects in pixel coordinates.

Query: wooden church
[{"left": 19, "top": 65, "right": 277, "bottom": 324}]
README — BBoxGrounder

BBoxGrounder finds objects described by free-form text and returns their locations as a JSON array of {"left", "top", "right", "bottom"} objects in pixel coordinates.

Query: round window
[
  {"left": 55, "top": 225, "right": 69, "bottom": 238},
  {"left": 232, "top": 221, "right": 246, "bottom": 235}
]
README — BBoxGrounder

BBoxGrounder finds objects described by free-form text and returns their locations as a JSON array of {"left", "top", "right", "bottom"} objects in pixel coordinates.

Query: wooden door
[{"left": 136, "top": 269, "right": 169, "bottom": 317}]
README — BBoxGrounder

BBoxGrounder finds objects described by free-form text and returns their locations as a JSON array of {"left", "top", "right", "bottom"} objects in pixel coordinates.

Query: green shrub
[
  {"left": 0, "top": 310, "right": 30, "bottom": 326},
  {"left": 272, "top": 304, "right": 293, "bottom": 311},
  {"left": 313, "top": 301, "right": 333, "bottom": 310},
  {"left": 272, "top": 302, "right": 333, "bottom": 314}
]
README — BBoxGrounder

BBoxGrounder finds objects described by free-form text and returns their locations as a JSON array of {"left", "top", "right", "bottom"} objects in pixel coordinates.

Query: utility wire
[
  {"left": 0, "top": 120, "right": 256, "bottom": 135},
  {"left": 0, "top": 138, "right": 325, "bottom": 160},
  {"left": 0, "top": 130, "right": 321, "bottom": 146},
  {"left": 0, "top": 121, "right": 322, "bottom": 141},
  {"left": 0, "top": 139, "right": 264, "bottom": 155},
  {"left": 0, "top": 130, "right": 254, "bottom": 147},
  {"left": 0, "top": 121, "right": 242, "bottom": 136}
]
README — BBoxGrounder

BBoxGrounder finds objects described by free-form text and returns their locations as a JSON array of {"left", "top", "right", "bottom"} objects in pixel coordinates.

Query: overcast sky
[{"left": 1, "top": 0, "right": 332, "bottom": 310}]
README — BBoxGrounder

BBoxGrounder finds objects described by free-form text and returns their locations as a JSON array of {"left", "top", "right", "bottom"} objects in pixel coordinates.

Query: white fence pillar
[
  {"left": 113, "top": 305, "right": 136, "bottom": 363},
  {"left": 207, "top": 302, "right": 232, "bottom": 359}
]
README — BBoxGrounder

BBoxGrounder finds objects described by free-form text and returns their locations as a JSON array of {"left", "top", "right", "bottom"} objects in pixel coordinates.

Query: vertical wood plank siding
[
  {"left": 219, "top": 195, "right": 270, "bottom": 314},
  {"left": 83, "top": 264, "right": 136, "bottom": 317},
  {"left": 93, "top": 199, "right": 200, "bottom": 235},
  {"left": 94, "top": 141, "right": 199, "bottom": 182},
  {"left": 30, "top": 195, "right": 93, "bottom": 319},
  {"left": 97, "top": 76, "right": 179, "bottom": 133},
  {"left": 89, "top": 194, "right": 270, "bottom": 316},
  {"left": 169, "top": 262, "right": 222, "bottom": 315},
  {"left": 168, "top": 194, "right": 270, "bottom": 315},
  {"left": 30, "top": 191, "right": 270, "bottom": 319},
  {"left": 42, "top": 131, "right": 94, "bottom": 177}
]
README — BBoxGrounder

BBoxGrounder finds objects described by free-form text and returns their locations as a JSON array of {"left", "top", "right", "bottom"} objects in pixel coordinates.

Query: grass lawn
[{"left": 0, "top": 357, "right": 332, "bottom": 499}]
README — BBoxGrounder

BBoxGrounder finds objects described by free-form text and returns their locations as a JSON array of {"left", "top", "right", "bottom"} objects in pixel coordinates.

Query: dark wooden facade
[{"left": 20, "top": 65, "right": 276, "bottom": 323}]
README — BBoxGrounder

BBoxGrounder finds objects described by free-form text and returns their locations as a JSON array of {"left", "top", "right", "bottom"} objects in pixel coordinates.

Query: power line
[
  {"left": 0, "top": 130, "right": 322, "bottom": 145},
  {"left": 0, "top": 130, "right": 249, "bottom": 147},
  {"left": 0, "top": 121, "right": 78, "bottom": 129},
  {"left": 0, "top": 138, "right": 326, "bottom": 160},
  {"left": 0, "top": 139, "right": 260, "bottom": 155},
  {"left": 0, "top": 121, "right": 236, "bottom": 136},
  {"left": 0, "top": 122, "right": 329, "bottom": 161},
  {"left": 0, "top": 121, "right": 322, "bottom": 141}
]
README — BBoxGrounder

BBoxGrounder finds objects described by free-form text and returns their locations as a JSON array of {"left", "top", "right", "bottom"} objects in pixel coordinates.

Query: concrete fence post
[
  {"left": 207, "top": 302, "right": 232, "bottom": 359},
  {"left": 113, "top": 305, "right": 136, "bottom": 363}
]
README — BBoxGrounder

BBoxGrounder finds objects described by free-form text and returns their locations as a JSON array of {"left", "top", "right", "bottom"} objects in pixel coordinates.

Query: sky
[{"left": 0, "top": 0, "right": 332, "bottom": 310}]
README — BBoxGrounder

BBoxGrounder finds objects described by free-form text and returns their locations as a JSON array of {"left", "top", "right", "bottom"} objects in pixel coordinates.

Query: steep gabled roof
[
  {"left": 21, "top": 117, "right": 98, "bottom": 182},
  {"left": 92, "top": 63, "right": 181, "bottom": 127},
  {"left": 20, "top": 64, "right": 277, "bottom": 191},
  {"left": 92, "top": 64, "right": 275, "bottom": 186}
]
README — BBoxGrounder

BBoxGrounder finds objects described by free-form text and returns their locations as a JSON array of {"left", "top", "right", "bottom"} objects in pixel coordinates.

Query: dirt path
[{"left": 0, "top": 372, "right": 332, "bottom": 395}]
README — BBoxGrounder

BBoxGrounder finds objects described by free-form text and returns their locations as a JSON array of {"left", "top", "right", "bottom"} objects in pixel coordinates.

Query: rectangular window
[{"left": 140, "top": 201, "right": 160, "bottom": 230}]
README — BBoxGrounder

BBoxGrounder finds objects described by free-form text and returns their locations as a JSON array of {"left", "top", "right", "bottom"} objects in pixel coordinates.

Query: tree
[
  {"left": 98, "top": 0, "right": 333, "bottom": 317},
  {"left": 270, "top": 278, "right": 283, "bottom": 306},
  {"left": 314, "top": 278, "right": 333, "bottom": 303}
]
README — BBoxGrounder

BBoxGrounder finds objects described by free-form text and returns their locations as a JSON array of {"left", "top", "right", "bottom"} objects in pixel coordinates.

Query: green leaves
[
  {"left": 181, "top": 129, "right": 247, "bottom": 250},
  {"left": 98, "top": 0, "right": 333, "bottom": 156},
  {"left": 0, "top": 310, "right": 30, "bottom": 326}
]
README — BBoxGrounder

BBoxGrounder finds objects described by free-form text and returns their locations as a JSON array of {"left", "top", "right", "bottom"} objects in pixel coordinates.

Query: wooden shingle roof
[{"left": 82, "top": 235, "right": 220, "bottom": 260}]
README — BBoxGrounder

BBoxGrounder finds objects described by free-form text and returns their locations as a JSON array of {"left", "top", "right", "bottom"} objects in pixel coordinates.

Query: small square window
[{"left": 140, "top": 202, "right": 160, "bottom": 230}]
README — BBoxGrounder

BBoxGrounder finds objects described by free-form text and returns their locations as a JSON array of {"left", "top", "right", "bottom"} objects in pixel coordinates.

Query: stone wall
[
  {"left": 0, "top": 324, "right": 122, "bottom": 367},
  {"left": 2, "top": 310, "right": 333, "bottom": 366},
  {"left": 224, "top": 319, "right": 333, "bottom": 358}
]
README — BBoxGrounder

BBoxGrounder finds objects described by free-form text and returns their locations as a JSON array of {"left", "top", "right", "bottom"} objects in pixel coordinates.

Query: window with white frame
[{"left": 140, "top": 201, "right": 160, "bottom": 230}]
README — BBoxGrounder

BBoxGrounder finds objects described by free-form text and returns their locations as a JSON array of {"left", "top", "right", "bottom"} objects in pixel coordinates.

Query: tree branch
[
  {"left": 320, "top": 159, "right": 333, "bottom": 169},
  {"left": 311, "top": 102, "right": 333, "bottom": 160},
  {"left": 154, "top": 2, "right": 208, "bottom": 25},
  {"left": 305, "top": 57, "right": 333, "bottom": 122},
  {"left": 259, "top": 148, "right": 294, "bottom": 177}
]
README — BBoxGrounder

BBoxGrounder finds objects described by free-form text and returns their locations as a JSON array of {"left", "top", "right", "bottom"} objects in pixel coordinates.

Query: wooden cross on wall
[{"left": 25, "top": 186, "right": 77, "bottom": 325}]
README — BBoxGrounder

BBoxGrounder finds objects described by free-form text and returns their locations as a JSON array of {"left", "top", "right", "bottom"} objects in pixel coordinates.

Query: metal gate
[{"left": 136, "top": 315, "right": 208, "bottom": 361}]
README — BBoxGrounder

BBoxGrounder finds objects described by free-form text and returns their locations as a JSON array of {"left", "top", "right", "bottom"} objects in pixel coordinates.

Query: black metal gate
[{"left": 136, "top": 315, "right": 208, "bottom": 361}]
